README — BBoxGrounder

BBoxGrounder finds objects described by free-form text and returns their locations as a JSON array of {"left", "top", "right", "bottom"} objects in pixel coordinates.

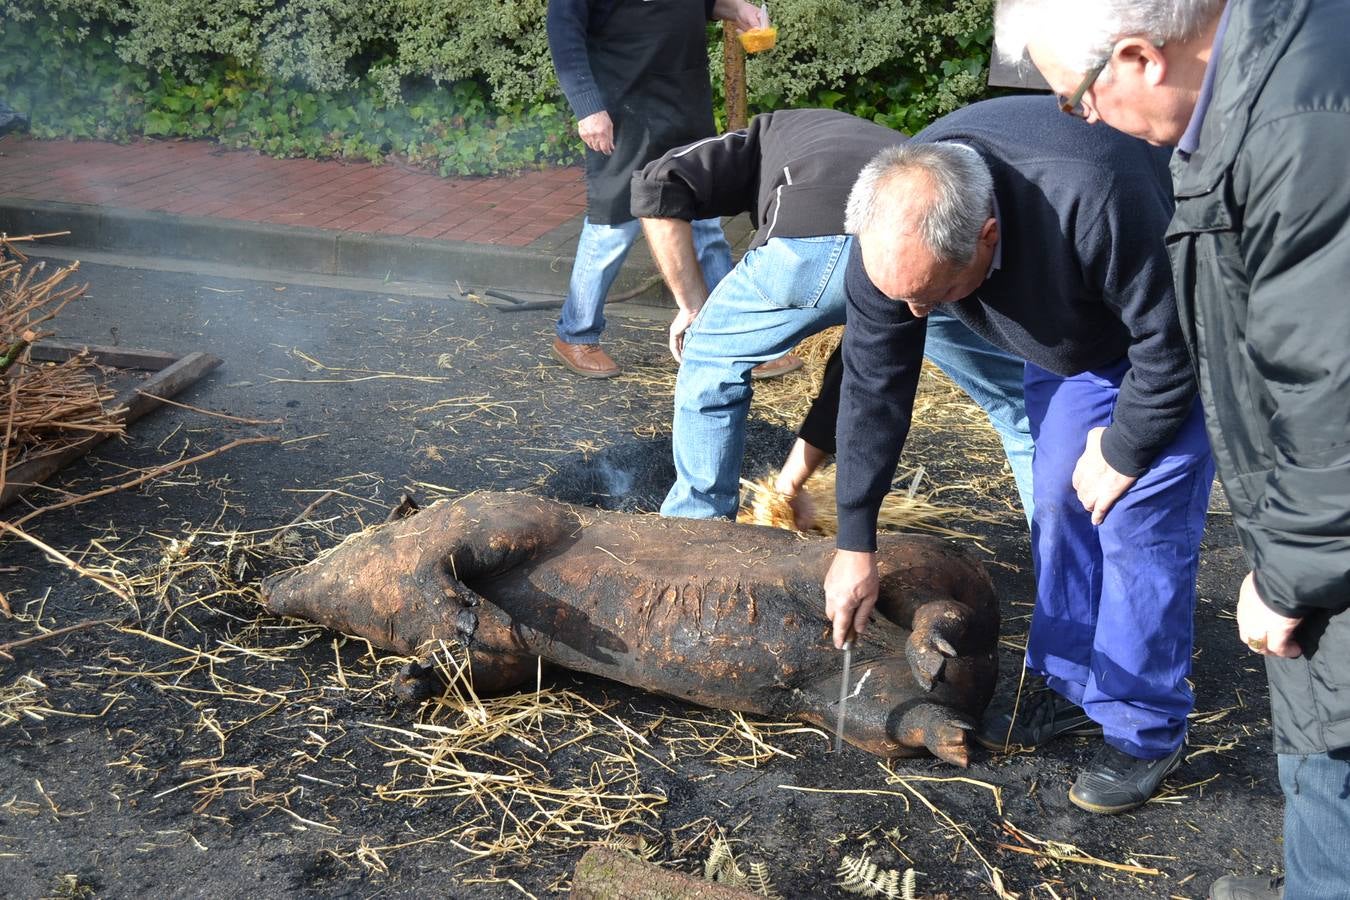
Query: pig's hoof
[
  {"left": 925, "top": 718, "right": 973, "bottom": 768},
  {"left": 896, "top": 702, "right": 974, "bottom": 767},
  {"left": 392, "top": 659, "right": 445, "bottom": 703},
  {"left": 906, "top": 600, "right": 969, "bottom": 691}
]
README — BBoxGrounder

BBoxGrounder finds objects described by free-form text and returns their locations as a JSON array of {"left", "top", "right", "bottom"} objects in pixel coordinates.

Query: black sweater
[
  {"left": 630, "top": 108, "right": 905, "bottom": 250},
  {"left": 835, "top": 96, "right": 1196, "bottom": 551},
  {"left": 631, "top": 108, "right": 904, "bottom": 451}
]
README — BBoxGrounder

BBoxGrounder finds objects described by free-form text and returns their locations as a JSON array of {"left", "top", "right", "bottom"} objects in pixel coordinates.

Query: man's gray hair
[
  {"left": 844, "top": 143, "right": 994, "bottom": 267},
  {"left": 994, "top": 0, "right": 1225, "bottom": 72}
]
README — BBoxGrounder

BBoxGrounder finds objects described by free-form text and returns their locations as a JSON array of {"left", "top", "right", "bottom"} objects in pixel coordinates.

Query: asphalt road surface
[{"left": 1, "top": 259, "right": 1282, "bottom": 899}]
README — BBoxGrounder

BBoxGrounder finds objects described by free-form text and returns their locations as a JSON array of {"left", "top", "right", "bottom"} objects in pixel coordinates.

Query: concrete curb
[{"left": 0, "top": 197, "right": 667, "bottom": 302}]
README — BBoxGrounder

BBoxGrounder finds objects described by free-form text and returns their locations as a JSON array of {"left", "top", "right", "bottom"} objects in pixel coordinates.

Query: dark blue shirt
[
  {"left": 1177, "top": 1, "right": 1234, "bottom": 158},
  {"left": 547, "top": 0, "right": 717, "bottom": 120}
]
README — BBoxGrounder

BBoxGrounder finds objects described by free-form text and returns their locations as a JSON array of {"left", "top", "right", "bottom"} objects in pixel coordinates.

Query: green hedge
[{"left": 0, "top": 0, "right": 996, "bottom": 175}]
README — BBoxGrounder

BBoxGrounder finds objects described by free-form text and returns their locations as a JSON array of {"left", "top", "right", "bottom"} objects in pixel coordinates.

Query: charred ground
[{"left": 0, "top": 261, "right": 1279, "bottom": 899}]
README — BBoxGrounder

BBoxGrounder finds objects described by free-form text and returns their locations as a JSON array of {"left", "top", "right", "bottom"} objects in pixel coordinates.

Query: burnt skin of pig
[{"left": 262, "top": 492, "right": 999, "bottom": 765}]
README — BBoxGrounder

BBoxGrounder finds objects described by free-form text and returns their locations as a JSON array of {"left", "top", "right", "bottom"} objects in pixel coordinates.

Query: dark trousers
[{"left": 1024, "top": 359, "right": 1214, "bottom": 759}]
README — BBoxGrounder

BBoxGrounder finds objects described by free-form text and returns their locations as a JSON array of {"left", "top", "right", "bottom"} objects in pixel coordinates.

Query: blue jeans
[
  {"left": 557, "top": 216, "right": 732, "bottom": 344},
  {"left": 660, "top": 234, "right": 1034, "bottom": 521},
  {"left": 1023, "top": 360, "right": 1214, "bottom": 758},
  {"left": 1280, "top": 748, "right": 1350, "bottom": 900}
]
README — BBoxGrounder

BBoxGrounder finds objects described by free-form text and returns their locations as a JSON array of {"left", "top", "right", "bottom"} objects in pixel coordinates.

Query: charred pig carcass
[{"left": 261, "top": 492, "right": 999, "bottom": 765}]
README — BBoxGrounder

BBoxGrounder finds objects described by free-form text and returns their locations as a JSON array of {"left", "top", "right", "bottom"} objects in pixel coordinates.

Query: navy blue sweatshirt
[
  {"left": 835, "top": 96, "right": 1195, "bottom": 551},
  {"left": 548, "top": 0, "right": 717, "bottom": 121}
]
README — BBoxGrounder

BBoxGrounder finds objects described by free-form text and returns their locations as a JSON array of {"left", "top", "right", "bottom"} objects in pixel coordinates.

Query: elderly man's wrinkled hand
[
  {"left": 1071, "top": 426, "right": 1137, "bottom": 525},
  {"left": 1237, "top": 571, "right": 1303, "bottom": 658},
  {"left": 578, "top": 111, "right": 614, "bottom": 155},
  {"left": 824, "top": 550, "right": 878, "bottom": 649}
]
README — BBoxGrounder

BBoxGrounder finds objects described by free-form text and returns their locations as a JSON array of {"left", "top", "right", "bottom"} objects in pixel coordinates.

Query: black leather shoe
[
  {"left": 975, "top": 680, "right": 1101, "bottom": 752},
  {"left": 1069, "top": 742, "right": 1184, "bottom": 814},
  {"left": 1208, "top": 875, "right": 1283, "bottom": 900}
]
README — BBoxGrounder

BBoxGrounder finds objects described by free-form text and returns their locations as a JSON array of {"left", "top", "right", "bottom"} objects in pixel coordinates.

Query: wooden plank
[
  {"left": 722, "top": 25, "right": 748, "bottom": 132},
  {"left": 1, "top": 350, "right": 223, "bottom": 509},
  {"left": 28, "top": 340, "right": 181, "bottom": 370},
  {"left": 569, "top": 848, "right": 759, "bottom": 900}
]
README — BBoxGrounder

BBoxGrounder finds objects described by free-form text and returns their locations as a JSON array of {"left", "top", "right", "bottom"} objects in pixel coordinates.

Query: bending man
[
  {"left": 826, "top": 96, "right": 1214, "bottom": 815},
  {"left": 632, "top": 109, "right": 1034, "bottom": 522}
]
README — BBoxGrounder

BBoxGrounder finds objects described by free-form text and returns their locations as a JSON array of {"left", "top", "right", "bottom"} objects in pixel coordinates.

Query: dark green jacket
[{"left": 1166, "top": 0, "right": 1350, "bottom": 754}]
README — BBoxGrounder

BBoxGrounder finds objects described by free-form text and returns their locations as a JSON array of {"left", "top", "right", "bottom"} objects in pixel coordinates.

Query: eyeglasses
[{"left": 1059, "top": 57, "right": 1109, "bottom": 119}]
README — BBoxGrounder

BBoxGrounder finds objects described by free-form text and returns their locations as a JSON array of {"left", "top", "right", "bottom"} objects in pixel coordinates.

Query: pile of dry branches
[{"left": 1, "top": 236, "right": 116, "bottom": 489}]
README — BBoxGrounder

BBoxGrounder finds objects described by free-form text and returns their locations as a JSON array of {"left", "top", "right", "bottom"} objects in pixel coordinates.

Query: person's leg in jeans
[
  {"left": 694, "top": 216, "right": 802, "bottom": 379},
  {"left": 1280, "top": 748, "right": 1350, "bottom": 899},
  {"left": 557, "top": 217, "right": 642, "bottom": 345},
  {"left": 661, "top": 235, "right": 851, "bottom": 520},
  {"left": 922, "top": 309, "right": 1034, "bottom": 523}
]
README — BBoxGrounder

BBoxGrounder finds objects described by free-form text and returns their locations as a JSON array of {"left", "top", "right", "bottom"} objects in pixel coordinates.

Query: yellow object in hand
[{"left": 739, "top": 26, "right": 777, "bottom": 53}]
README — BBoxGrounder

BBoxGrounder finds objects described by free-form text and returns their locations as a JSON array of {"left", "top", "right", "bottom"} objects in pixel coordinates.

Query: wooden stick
[
  {"left": 994, "top": 843, "right": 1162, "bottom": 876},
  {"left": 1, "top": 350, "right": 223, "bottom": 509},
  {"left": 0, "top": 231, "right": 72, "bottom": 242},
  {"left": 0, "top": 618, "right": 116, "bottom": 661},
  {"left": 10, "top": 435, "right": 277, "bottom": 528},
  {"left": 28, "top": 341, "right": 179, "bottom": 370},
  {"left": 266, "top": 489, "right": 339, "bottom": 550},
  {"left": 134, "top": 391, "right": 283, "bottom": 426},
  {"left": 0, "top": 335, "right": 33, "bottom": 375},
  {"left": 0, "top": 521, "right": 131, "bottom": 602}
]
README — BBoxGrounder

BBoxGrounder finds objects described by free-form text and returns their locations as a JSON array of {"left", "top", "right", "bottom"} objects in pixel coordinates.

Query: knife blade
[{"left": 833, "top": 637, "right": 853, "bottom": 753}]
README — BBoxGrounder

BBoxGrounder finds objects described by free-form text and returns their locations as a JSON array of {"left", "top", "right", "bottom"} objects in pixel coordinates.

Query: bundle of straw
[
  {"left": 738, "top": 463, "right": 983, "bottom": 541},
  {"left": 1, "top": 238, "right": 116, "bottom": 481}
]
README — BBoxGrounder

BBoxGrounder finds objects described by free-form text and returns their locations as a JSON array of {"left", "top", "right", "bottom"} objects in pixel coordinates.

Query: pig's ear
[
  {"left": 433, "top": 555, "right": 485, "bottom": 610},
  {"left": 905, "top": 599, "right": 972, "bottom": 690},
  {"left": 384, "top": 492, "right": 421, "bottom": 523}
]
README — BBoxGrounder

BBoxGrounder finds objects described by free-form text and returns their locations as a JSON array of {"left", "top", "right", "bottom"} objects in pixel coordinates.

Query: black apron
[{"left": 584, "top": 0, "right": 716, "bottom": 224}]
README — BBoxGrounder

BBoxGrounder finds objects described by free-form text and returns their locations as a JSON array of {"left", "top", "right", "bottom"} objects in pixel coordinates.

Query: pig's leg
[
  {"left": 892, "top": 701, "right": 975, "bottom": 768},
  {"left": 903, "top": 599, "right": 973, "bottom": 692}
]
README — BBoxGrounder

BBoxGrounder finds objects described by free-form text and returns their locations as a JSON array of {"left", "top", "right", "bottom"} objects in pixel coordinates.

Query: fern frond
[
  {"left": 704, "top": 836, "right": 747, "bottom": 886},
  {"left": 746, "top": 859, "right": 781, "bottom": 898},
  {"left": 837, "top": 852, "right": 908, "bottom": 898},
  {"left": 901, "top": 867, "right": 917, "bottom": 900}
]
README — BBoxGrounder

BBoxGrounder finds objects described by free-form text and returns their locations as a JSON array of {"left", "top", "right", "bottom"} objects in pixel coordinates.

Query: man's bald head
[{"left": 845, "top": 144, "right": 999, "bottom": 316}]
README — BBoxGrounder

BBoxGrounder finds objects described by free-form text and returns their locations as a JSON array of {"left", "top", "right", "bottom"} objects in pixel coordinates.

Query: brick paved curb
[{"left": 0, "top": 198, "right": 666, "bottom": 302}]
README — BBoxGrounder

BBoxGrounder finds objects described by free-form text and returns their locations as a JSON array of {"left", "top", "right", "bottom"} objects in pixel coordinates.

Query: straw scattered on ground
[{"left": 0, "top": 309, "right": 1259, "bottom": 898}]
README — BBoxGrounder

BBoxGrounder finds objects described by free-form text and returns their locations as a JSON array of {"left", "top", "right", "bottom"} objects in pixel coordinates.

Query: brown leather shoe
[
  {"left": 750, "top": 353, "right": 805, "bottom": 380},
  {"left": 552, "top": 338, "right": 620, "bottom": 378}
]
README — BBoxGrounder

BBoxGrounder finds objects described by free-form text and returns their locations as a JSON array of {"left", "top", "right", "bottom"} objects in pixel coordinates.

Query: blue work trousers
[
  {"left": 1024, "top": 359, "right": 1213, "bottom": 759},
  {"left": 557, "top": 216, "right": 732, "bottom": 344}
]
